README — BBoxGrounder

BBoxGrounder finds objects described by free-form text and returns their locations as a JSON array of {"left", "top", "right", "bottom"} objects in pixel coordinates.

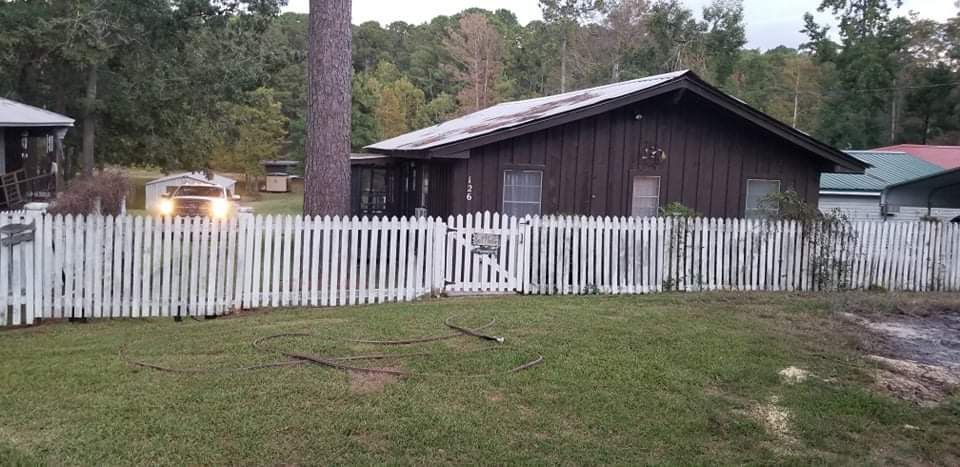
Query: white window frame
[
  {"left": 631, "top": 175, "right": 661, "bottom": 218},
  {"left": 502, "top": 169, "right": 543, "bottom": 217},
  {"left": 745, "top": 178, "right": 781, "bottom": 219}
]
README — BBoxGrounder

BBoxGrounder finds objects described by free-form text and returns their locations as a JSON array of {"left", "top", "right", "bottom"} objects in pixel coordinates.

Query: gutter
[{"left": 819, "top": 190, "right": 882, "bottom": 197}]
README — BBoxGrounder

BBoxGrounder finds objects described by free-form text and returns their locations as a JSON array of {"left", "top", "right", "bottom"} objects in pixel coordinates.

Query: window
[
  {"left": 631, "top": 176, "right": 661, "bottom": 218},
  {"left": 358, "top": 167, "right": 389, "bottom": 215},
  {"left": 502, "top": 170, "right": 542, "bottom": 217},
  {"left": 745, "top": 179, "right": 781, "bottom": 219}
]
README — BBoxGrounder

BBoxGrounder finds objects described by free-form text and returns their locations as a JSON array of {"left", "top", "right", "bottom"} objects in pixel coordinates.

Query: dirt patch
[
  {"left": 740, "top": 396, "right": 799, "bottom": 454},
  {"left": 353, "top": 431, "right": 391, "bottom": 452},
  {"left": 486, "top": 391, "right": 505, "bottom": 402},
  {"left": 349, "top": 368, "right": 402, "bottom": 394},
  {"left": 868, "top": 355, "right": 960, "bottom": 407},
  {"left": 838, "top": 295, "right": 960, "bottom": 404},
  {"left": 703, "top": 385, "right": 724, "bottom": 397},
  {"left": 752, "top": 397, "right": 792, "bottom": 439},
  {"left": 779, "top": 367, "right": 810, "bottom": 384},
  {"left": 844, "top": 309, "right": 960, "bottom": 367}
]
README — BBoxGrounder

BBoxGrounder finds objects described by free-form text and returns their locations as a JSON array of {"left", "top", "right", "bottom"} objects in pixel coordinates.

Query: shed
[
  {"left": 1, "top": 98, "right": 74, "bottom": 209},
  {"left": 362, "top": 70, "right": 867, "bottom": 219},
  {"left": 144, "top": 172, "right": 236, "bottom": 211},
  {"left": 261, "top": 160, "right": 300, "bottom": 193},
  {"left": 819, "top": 151, "right": 960, "bottom": 222}
]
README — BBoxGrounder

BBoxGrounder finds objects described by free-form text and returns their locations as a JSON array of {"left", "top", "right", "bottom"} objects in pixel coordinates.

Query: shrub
[
  {"left": 49, "top": 171, "right": 130, "bottom": 216},
  {"left": 658, "top": 202, "right": 701, "bottom": 218},
  {"left": 759, "top": 190, "right": 820, "bottom": 222}
]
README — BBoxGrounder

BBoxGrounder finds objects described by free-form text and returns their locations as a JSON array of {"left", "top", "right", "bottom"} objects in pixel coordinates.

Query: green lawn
[
  {"left": 1, "top": 293, "right": 958, "bottom": 465},
  {"left": 244, "top": 190, "right": 304, "bottom": 215}
]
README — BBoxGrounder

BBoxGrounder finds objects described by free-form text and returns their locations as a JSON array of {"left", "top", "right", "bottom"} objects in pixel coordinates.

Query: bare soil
[
  {"left": 838, "top": 295, "right": 960, "bottom": 405},
  {"left": 349, "top": 368, "right": 402, "bottom": 394}
]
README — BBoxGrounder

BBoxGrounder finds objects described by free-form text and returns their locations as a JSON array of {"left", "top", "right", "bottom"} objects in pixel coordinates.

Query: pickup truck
[{"left": 157, "top": 184, "right": 239, "bottom": 219}]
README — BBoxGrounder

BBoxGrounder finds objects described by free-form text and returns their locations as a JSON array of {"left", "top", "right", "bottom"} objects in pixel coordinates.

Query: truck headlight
[
  {"left": 158, "top": 199, "right": 175, "bottom": 217},
  {"left": 211, "top": 198, "right": 230, "bottom": 219}
]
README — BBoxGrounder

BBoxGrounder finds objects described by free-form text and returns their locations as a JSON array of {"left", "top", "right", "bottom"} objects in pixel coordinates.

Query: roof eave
[
  {"left": 0, "top": 122, "right": 74, "bottom": 128},
  {"left": 885, "top": 166, "right": 960, "bottom": 190}
]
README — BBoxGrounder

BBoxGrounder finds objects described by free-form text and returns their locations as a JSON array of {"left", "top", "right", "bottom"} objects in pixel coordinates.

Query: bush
[
  {"left": 658, "top": 202, "right": 701, "bottom": 218},
  {"left": 759, "top": 190, "right": 821, "bottom": 222},
  {"left": 49, "top": 171, "right": 130, "bottom": 216}
]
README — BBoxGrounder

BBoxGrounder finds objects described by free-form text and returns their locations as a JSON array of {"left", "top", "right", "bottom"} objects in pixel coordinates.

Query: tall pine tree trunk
[
  {"left": 81, "top": 63, "right": 98, "bottom": 178},
  {"left": 304, "top": 0, "right": 352, "bottom": 216}
]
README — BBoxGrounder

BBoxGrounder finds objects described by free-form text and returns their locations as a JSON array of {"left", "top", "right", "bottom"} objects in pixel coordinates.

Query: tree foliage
[
  {"left": 0, "top": 0, "right": 957, "bottom": 181},
  {"left": 444, "top": 13, "right": 504, "bottom": 113},
  {"left": 209, "top": 87, "right": 288, "bottom": 175}
]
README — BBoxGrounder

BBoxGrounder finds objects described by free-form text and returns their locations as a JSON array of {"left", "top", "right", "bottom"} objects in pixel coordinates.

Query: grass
[
  {"left": 1, "top": 293, "right": 958, "bottom": 465},
  {"left": 244, "top": 190, "right": 304, "bottom": 215}
]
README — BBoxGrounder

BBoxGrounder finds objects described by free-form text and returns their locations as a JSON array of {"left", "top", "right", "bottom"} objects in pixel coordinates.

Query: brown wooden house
[{"left": 359, "top": 70, "right": 868, "bottom": 219}]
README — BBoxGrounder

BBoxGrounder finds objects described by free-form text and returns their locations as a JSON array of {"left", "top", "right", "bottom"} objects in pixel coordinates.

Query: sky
[{"left": 284, "top": 0, "right": 959, "bottom": 50}]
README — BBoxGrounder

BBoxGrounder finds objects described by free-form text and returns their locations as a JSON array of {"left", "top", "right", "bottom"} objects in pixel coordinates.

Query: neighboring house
[
  {"left": 1, "top": 98, "right": 74, "bottom": 209},
  {"left": 819, "top": 151, "right": 960, "bottom": 222},
  {"left": 872, "top": 144, "right": 960, "bottom": 170},
  {"left": 362, "top": 70, "right": 867, "bottom": 219},
  {"left": 145, "top": 172, "right": 236, "bottom": 212},
  {"left": 883, "top": 166, "right": 960, "bottom": 223}
]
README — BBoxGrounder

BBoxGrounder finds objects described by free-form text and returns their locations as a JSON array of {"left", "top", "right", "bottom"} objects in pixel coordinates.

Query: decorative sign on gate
[
  {"left": 471, "top": 232, "right": 501, "bottom": 257},
  {"left": 0, "top": 221, "right": 35, "bottom": 247}
]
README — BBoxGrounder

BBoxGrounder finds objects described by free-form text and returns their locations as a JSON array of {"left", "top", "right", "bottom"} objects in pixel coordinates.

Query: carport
[{"left": 882, "top": 167, "right": 960, "bottom": 221}]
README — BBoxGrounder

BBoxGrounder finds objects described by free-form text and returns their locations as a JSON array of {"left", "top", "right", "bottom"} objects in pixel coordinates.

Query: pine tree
[{"left": 304, "top": 0, "right": 352, "bottom": 216}]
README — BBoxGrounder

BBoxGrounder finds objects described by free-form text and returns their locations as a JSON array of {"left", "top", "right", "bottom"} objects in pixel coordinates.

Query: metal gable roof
[
  {"left": 871, "top": 144, "right": 960, "bottom": 170},
  {"left": 366, "top": 70, "right": 866, "bottom": 173},
  {"left": 145, "top": 172, "right": 237, "bottom": 187},
  {"left": 883, "top": 166, "right": 960, "bottom": 209},
  {"left": 0, "top": 97, "right": 74, "bottom": 128},
  {"left": 820, "top": 151, "right": 944, "bottom": 192},
  {"left": 366, "top": 70, "right": 689, "bottom": 153}
]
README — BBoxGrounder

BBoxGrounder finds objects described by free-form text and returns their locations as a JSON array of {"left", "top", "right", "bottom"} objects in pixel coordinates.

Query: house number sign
[{"left": 466, "top": 176, "right": 473, "bottom": 201}]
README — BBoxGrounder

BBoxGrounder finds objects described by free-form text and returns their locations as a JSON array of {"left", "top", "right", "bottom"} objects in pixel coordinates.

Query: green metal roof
[{"left": 820, "top": 151, "right": 944, "bottom": 192}]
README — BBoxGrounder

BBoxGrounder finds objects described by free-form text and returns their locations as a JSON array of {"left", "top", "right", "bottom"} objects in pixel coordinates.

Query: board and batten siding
[{"left": 442, "top": 91, "right": 829, "bottom": 218}]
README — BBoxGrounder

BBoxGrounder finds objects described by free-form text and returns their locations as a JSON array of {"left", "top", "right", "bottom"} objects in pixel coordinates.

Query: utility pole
[
  {"left": 890, "top": 89, "right": 898, "bottom": 143},
  {"left": 792, "top": 63, "right": 801, "bottom": 129},
  {"left": 560, "top": 37, "right": 568, "bottom": 92}
]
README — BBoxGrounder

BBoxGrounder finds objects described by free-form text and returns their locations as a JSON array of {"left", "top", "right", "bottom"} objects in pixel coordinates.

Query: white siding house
[{"left": 819, "top": 151, "right": 960, "bottom": 223}]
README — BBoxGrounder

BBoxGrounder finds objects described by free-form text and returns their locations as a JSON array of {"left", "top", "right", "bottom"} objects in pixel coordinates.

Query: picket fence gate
[{"left": 2, "top": 211, "right": 959, "bottom": 326}]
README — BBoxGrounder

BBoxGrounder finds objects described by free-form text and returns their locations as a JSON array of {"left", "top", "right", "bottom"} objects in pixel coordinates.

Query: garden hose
[{"left": 120, "top": 316, "right": 544, "bottom": 378}]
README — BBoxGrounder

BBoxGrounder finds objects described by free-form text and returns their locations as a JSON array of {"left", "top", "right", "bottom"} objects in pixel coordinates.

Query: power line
[
  {"left": 757, "top": 80, "right": 960, "bottom": 98},
  {"left": 819, "top": 81, "right": 960, "bottom": 95}
]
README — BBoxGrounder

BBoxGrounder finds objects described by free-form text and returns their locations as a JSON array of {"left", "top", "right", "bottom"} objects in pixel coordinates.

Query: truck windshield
[{"left": 173, "top": 186, "right": 223, "bottom": 197}]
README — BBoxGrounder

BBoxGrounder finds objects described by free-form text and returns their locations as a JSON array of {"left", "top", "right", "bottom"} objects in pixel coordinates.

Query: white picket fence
[
  {"left": 520, "top": 216, "right": 960, "bottom": 295},
  {"left": 2, "top": 211, "right": 959, "bottom": 326}
]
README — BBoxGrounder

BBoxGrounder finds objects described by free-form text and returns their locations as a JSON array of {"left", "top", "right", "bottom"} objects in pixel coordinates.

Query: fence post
[{"left": 431, "top": 217, "right": 446, "bottom": 297}]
